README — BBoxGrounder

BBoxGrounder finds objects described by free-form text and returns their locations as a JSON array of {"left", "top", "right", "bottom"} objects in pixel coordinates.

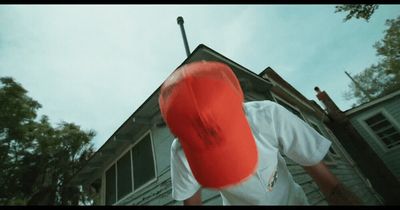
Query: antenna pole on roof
[
  {"left": 344, "top": 71, "right": 372, "bottom": 101},
  {"left": 177, "top": 16, "right": 191, "bottom": 57}
]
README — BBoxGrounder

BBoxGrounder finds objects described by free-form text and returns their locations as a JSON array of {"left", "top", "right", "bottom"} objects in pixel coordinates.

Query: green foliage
[
  {"left": 374, "top": 17, "right": 400, "bottom": 80},
  {"left": 344, "top": 16, "right": 400, "bottom": 107},
  {"left": 0, "top": 77, "right": 96, "bottom": 205},
  {"left": 0, "top": 77, "right": 41, "bottom": 204},
  {"left": 335, "top": 4, "right": 379, "bottom": 22},
  {"left": 344, "top": 64, "right": 396, "bottom": 106}
]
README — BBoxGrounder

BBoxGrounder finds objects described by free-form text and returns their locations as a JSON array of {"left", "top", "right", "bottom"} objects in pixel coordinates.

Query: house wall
[
  {"left": 109, "top": 125, "right": 174, "bottom": 205},
  {"left": 348, "top": 97, "right": 400, "bottom": 181},
  {"left": 268, "top": 91, "right": 383, "bottom": 205},
  {"left": 97, "top": 89, "right": 383, "bottom": 206},
  {"left": 96, "top": 117, "right": 222, "bottom": 205},
  {"left": 307, "top": 125, "right": 383, "bottom": 205}
]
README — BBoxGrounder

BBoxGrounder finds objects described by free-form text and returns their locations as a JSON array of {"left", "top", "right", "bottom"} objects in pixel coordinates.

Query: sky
[{"left": 1, "top": 5, "right": 399, "bottom": 150}]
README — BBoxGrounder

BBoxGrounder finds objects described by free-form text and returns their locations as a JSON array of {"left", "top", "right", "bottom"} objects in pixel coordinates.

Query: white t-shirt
[{"left": 170, "top": 100, "right": 332, "bottom": 205}]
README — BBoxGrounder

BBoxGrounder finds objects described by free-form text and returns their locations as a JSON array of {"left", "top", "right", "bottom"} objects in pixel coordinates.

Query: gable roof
[
  {"left": 345, "top": 89, "right": 400, "bottom": 116},
  {"left": 66, "top": 44, "right": 273, "bottom": 187}
]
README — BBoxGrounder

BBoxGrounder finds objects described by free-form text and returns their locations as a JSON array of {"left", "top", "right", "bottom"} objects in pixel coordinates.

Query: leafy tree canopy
[
  {"left": 345, "top": 16, "right": 400, "bottom": 106},
  {"left": 335, "top": 4, "right": 379, "bottom": 22},
  {"left": 0, "top": 77, "right": 96, "bottom": 205}
]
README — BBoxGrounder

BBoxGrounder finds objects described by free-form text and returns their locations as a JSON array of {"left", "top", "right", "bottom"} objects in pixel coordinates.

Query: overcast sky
[{"left": 1, "top": 5, "right": 399, "bottom": 150}]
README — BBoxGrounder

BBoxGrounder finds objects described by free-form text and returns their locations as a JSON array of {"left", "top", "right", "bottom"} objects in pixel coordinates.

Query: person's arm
[
  {"left": 183, "top": 188, "right": 202, "bottom": 205},
  {"left": 303, "top": 161, "right": 362, "bottom": 205}
]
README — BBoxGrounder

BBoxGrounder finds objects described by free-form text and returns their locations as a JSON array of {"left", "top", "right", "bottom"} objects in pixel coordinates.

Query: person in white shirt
[{"left": 158, "top": 61, "right": 361, "bottom": 205}]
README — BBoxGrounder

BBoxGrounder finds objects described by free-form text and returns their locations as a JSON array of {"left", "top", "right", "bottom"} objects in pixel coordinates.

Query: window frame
[
  {"left": 103, "top": 129, "right": 158, "bottom": 205},
  {"left": 104, "top": 164, "right": 117, "bottom": 205},
  {"left": 130, "top": 130, "right": 158, "bottom": 195},
  {"left": 116, "top": 149, "right": 133, "bottom": 200},
  {"left": 359, "top": 109, "right": 400, "bottom": 152}
]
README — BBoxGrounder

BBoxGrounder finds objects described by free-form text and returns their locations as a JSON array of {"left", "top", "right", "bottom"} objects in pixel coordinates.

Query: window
[
  {"left": 365, "top": 113, "right": 400, "bottom": 149},
  {"left": 117, "top": 152, "right": 133, "bottom": 200},
  {"left": 132, "top": 133, "right": 156, "bottom": 190},
  {"left": 105, "top": 165, "right": 116, "bottom": 205},
  {"left": 104, "top": 131, "right": 157, "bottom": 204}
]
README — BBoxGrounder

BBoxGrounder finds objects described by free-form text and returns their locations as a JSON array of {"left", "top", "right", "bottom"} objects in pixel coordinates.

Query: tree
[
  {"left": 344, "top": 64, "right": 396, "bottom": 105},
  {"left": 0, "top": 77, "right": 41, "bottom": 204},
  {"left": 335, "top": 4, "right": 379, "bottom": 22},
  {"left": 0, "top": 77, "right": 96, "bottom": 205},
  {"left": 25, "top": 117, "right": 96, "bottom": 205},
  {"left": 374, "top": 17, "right": 400, "bottom": 81},
  {"left": 343, "top": 15, "right": 400, "bottom": 106}
]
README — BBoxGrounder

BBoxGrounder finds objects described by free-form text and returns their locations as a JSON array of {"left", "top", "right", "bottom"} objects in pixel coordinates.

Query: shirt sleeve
[
  {"left": 170, "top": 139, "right": 201, "bottom": 201},
  {"left": 270, "top": 102, "right": 332, "bottom": 166}
]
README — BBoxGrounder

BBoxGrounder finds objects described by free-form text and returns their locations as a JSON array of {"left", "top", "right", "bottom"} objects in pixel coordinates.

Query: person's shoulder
[
  {"left": 171, "top": 138, "right": 180, "bottom": 152},
  {"left": 171, "top": 139, "right": 188, "bottom": 163},
  {"left": 244, "top": 100, "right": 278, "bottom": 111}
]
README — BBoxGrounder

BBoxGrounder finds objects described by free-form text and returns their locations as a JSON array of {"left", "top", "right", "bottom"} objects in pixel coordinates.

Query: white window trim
[
  {"left": 103, "top": 129, "right": 158, "bottom": 205},
  {"left": 358, "top": 108, "right": 400, "bottom": 153},
  {"left": 271, "top": 93, "right": 306, "bottom": 121}
]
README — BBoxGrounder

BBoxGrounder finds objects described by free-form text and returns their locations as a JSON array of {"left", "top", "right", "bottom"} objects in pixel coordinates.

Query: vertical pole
[
  {"left": 177, "top": 16, "right": 191, "bottom": 57},
  {"left": 345, "top": 71, "right": 372, "bottom": 101}
]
